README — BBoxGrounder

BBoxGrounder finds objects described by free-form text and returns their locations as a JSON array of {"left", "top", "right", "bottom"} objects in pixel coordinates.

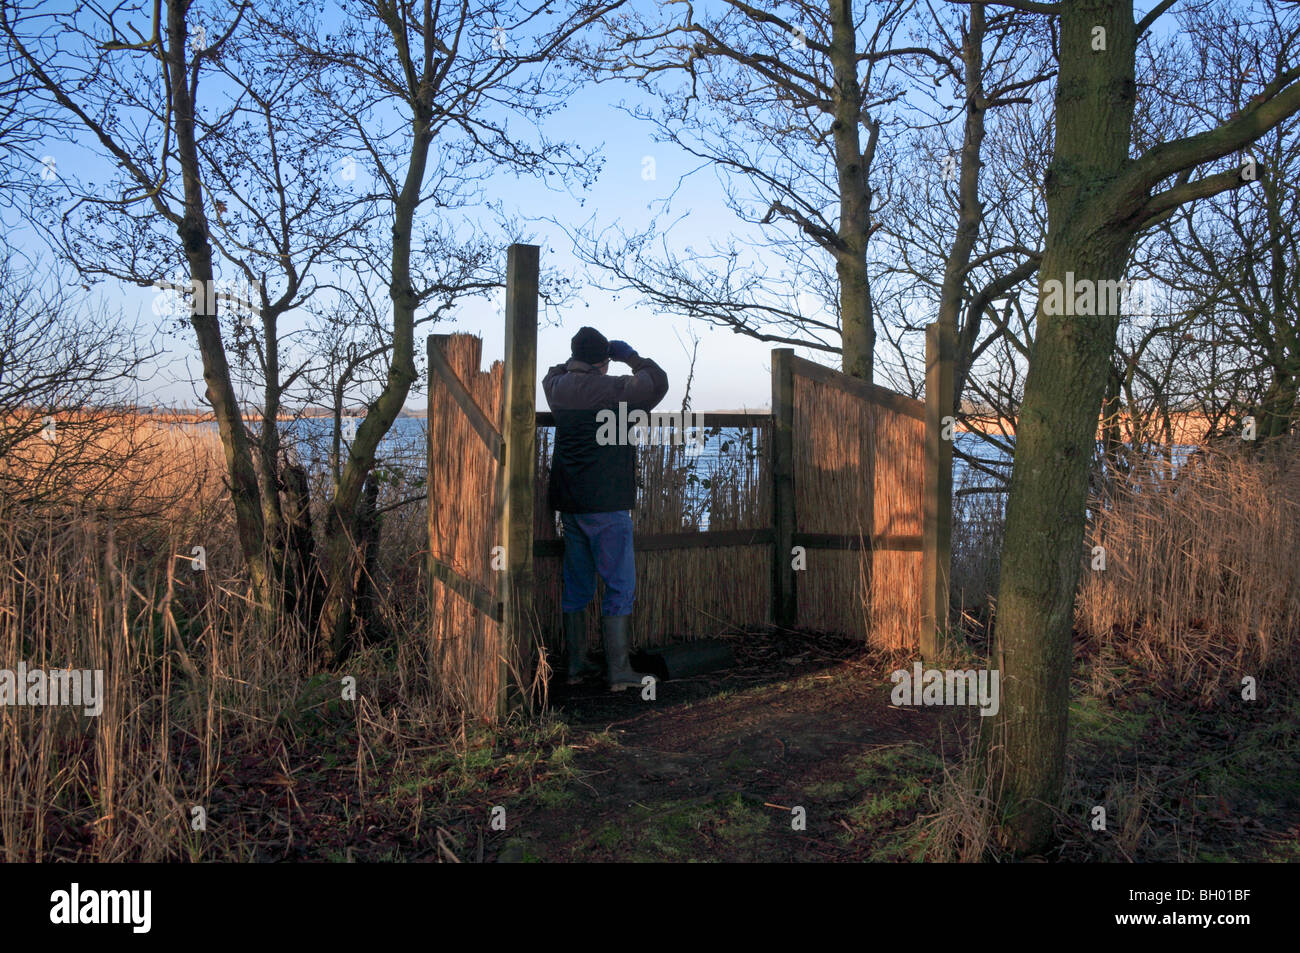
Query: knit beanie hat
[{"left": 571, "top": 326, "right": 610, "bottom": 365}]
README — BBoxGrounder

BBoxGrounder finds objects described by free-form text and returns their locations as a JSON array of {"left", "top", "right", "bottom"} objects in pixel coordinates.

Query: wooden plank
[
  {"left": 499, "top": 243, "right": 539, "bottom": 717},
  {"left": 429, "top": 554, "right": 502, "bottom": 622},
  {"left": 771, "top": 348, "right": 796, "bottom": 627},
  {"left": 794, "top": 532, "right": 923, "bottom": 552},
  {"left": 534, "top": 411, "right": 770, "bottom": 429},
  {"left": 428, "top": 334, "right": 504, "bottom": 464},
  {"left": 533, "top": 527, "right": 774, "bottom": 557},
  {"left": 788, "top": 353, "right": 925, "bottom": 421},
  {"left": 922, "top": 322, "right": 955, "bottom": 657}
]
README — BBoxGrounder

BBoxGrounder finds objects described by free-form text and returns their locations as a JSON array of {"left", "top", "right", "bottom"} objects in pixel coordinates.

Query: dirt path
[{"left": 495, "top": 631, "right": 970, "bottom": 862}]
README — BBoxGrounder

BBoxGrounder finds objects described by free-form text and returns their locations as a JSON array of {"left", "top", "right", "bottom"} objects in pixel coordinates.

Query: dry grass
[
  {"left": 1077, "top": 436, "right": 1300, "bottom": 699},
  {"left": 915, "top": 737, "right": 1001, "bottom": 862},
  {"left": 0, "top": 501, "right": 496, "bottom": 860},
  {"left": 0, "top": 420, "right": 497, "bottom": 860},
  {"left": 0, "top": 436, "right": 268, "bottom": 860}
]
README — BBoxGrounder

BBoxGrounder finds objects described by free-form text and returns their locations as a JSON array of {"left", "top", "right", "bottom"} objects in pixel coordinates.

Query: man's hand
[{"left": 608, "top": 340, "right": 636, "bottom": 363}]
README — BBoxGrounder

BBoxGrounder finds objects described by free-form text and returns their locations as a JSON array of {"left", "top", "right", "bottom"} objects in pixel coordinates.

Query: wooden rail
[
  {"left": 534, "top": 411, "right": 769, "bottom": 428},
  {"left": 532, "top": 529, "right": 922, "bottom": 557}
]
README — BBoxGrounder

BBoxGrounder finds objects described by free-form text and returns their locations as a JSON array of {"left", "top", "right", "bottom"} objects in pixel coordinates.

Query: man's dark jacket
[{"left": 543, "top": 353, "right": 669, "bottom": 513}]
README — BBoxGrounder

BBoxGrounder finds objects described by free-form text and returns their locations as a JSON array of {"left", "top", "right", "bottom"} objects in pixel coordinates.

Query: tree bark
[
  {"left": 829, "top": 0, "right": 875, "bottom": 382},
  {"left": 165, "top": 0, "right": 277, "bottom": 614},
  {"left": 280, "top": 451, "right": 325, "bottom": 659},
  {"left": 983, "top": 0, "right": 1139, "bottom": 854}
]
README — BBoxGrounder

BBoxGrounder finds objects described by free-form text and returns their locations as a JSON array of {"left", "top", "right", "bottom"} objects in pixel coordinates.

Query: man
[{"left": 543, "top": 326, "right": 669, "bottom": 691}]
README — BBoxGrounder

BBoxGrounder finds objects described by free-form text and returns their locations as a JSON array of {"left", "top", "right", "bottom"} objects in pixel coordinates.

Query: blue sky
[{"left": 452, "top": 69, "right": 791, "bottom": 413}]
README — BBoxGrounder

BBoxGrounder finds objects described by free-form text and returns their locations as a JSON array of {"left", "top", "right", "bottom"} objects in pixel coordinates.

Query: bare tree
[
  {"left": 0, "top": 254, "right": 165, "bottom": 515},
  {"left": 874, "top": 1, "right": 1053, "bottom": 502},
  {"left": 1147, "top": 5, "right": 1300, "bottom": 443},
  {"left": 1, "top": 0, "right": 290, "bottom": 613},
  {"left": 4, "top": 0, "right": 611, "bottom": 663},
  {"left": 263, "top": 0, "right": 621, "bottom": 660},
  {"left": 567, "top": 0, "right": 960, "bottom": 382}
]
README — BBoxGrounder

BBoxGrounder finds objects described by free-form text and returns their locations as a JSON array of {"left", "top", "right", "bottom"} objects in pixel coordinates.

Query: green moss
[
  {"left": 832, "top": 744, "right": 941, "bottom": 856},
  {"left": 1070, "top": 693, "right": 1153, "bottom": 748},
  {"left": 1196, "top": 848, "right": 1238, "bottom": 863},
  {"left": 595, "top": 823, "right": 625, "bottom": 849},
  {"left": 722, "top": 748, "right": 755, "bottom": 774},
  {"left": 802, "top": 780, "right": 848, "bottom": 800},
  {"left": 597, "top": 794, "right": 776, "bottom": 861},
  {"left": 532, "top": 785, "right": 575, "bottom": 809}
]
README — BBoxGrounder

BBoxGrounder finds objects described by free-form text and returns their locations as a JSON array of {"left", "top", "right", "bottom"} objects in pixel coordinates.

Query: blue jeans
[{"left": 560, "top": 511, "right": 635, "bottom": 616}]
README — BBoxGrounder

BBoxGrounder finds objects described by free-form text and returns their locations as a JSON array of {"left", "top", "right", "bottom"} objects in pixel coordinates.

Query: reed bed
[
  {"left": 0, "top": 433, "right": 297, "bottom": 860},
  {"left": 793, "top": 375, "right": 924, "bottom": 651},
  {"left": 0, "top": 410, "right": 228, "bottom": 526},
  {"left": 0, "top": 409, "right": 467, "bottom": 860},
  {"left": 1077, "top": 436, "right": 1300, "bottom": 697}
]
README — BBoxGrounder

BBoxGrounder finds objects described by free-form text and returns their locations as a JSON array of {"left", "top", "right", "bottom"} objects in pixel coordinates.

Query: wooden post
[
  {"left": 922, "top": 322, "right": 954, "bottom": 657},
  {"left": 499, "top": 243, "right": 539, "bottom": 716},
  {"left": 771, "top": 348, "right": 796, "bottom": 628},
  {"left": 427, "top": 335, "right": 439, "bottom": 668}
]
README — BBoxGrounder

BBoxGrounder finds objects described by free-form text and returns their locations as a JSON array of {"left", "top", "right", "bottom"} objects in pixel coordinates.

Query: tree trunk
[
  {"left": 829, "top": 0, "right": 875, "bottom": 383},
  {"left": 354, "top": 472, "right": 389, "bottom": 646},
  {"left": 280, "top": 451, "right": 326, "bottom": 660},
  {"left": 983, "top": 237, "right": 1131, "bottom": 854},
  {"left": 316, "top": 50, "right": 430, "bottom": 663},
  {"left": 939, "top": 3, "right": 987, "bottom": 402},
  {"left": 982, "top": 0, "right": 1137, "bottom": 854},
  {"left": 166, "top": 0, "right": 277, "bottom": 615},
  {"left": 1258, "top": 367, "right": 1297, "bottom": 440}
]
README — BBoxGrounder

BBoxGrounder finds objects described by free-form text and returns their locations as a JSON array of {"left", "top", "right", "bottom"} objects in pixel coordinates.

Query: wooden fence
[
  {"left": 426, "top": 245, "right": 539, "bottom": 720},
  {"left": 779, "top": 351, "right": 926, "bottom": 651},
  {"left": 427, "top": 244, "right": 952, "bottom": 720}
]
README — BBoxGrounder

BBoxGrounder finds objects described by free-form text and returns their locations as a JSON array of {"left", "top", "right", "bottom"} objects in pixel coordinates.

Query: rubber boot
[
  {"left": 602, "top": 615, "right": 645, "bottom": 692},
  {"left": 564, "top": 611, "right": 599, "bottom": 685}
]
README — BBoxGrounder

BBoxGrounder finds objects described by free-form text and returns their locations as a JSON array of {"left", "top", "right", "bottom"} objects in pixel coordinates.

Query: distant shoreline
[
  {"left": 102, "top": 408, "right": 428, "bottom": 423},
  {"left": 14, "top": 405, "right": 1223, "bottom": 445}
]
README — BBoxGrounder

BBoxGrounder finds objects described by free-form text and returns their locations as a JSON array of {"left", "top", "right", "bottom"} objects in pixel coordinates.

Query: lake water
[{"left": 184, "top": 416, "right": 1189, "bottom": 529}]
